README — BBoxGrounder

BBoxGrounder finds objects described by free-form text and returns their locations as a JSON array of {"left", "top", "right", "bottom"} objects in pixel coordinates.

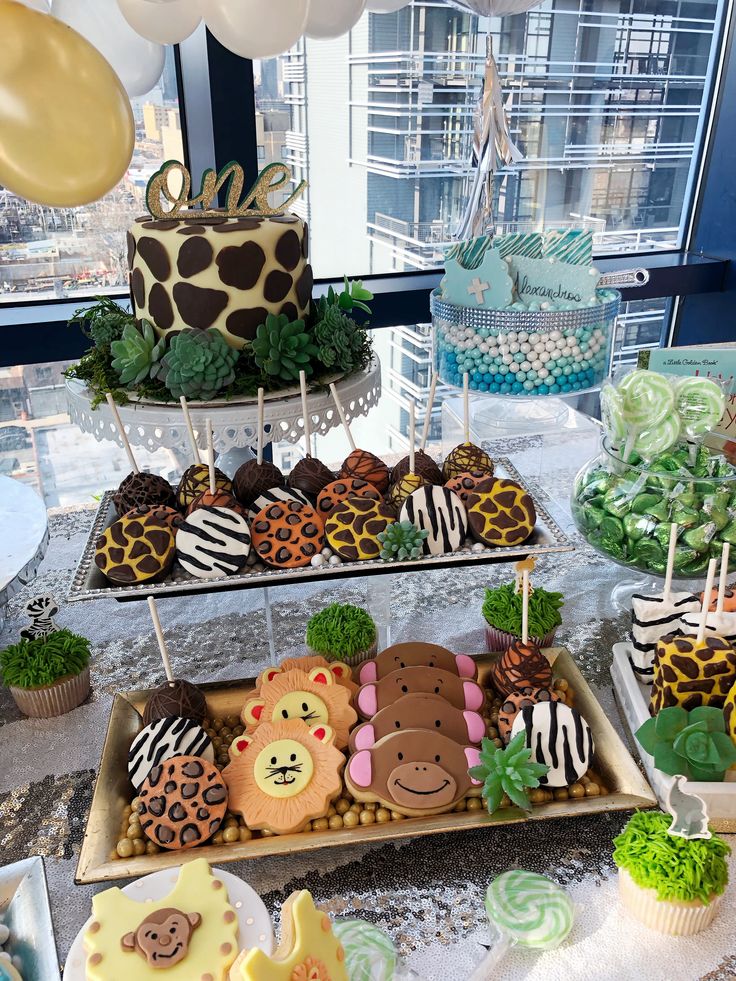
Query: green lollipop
[
  {"left": 619, "top": 369, "right": 675, "bottom": 429},
  {"left": 675, "top": 376, "right": 726, "bottom": 438},
  {"left": 600, "top": 385, "right": 626, "bottom": 445},
  {"left": 333, "top": 919, "right": 397, "bottom": 981},
  {"left": 633, "top": 415, "right": 680, "bottom": 459}
]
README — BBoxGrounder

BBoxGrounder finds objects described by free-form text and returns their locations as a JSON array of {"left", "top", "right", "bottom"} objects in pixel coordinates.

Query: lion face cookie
[
  {"left": 349, "top": 693, "right": 486, "bottom": 753},
  {"left": 259, "top": 657, "right": 358, "bottom": 699},
  {"left": 251, "top": 500, "right": 324, "bottom": 568},
  {"left": 356, "top": 666, "right": 484, "bottom": 719},
  {"left": 345, "top": 728, "right": 481, "bottom": 816},
  {"left": 223, "top": 720, "right": 345, "bottom": 834},
  {"left": 240, "top": 666, "right": 357, "bottom": 750},
  {"left": 358, "top": 642, "right": 477, "bottom": 684}
]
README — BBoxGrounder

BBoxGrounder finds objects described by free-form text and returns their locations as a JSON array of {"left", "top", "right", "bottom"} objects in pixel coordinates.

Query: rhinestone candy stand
[{"left": 431, "top": 289, "right": 621, "bottom": 396}]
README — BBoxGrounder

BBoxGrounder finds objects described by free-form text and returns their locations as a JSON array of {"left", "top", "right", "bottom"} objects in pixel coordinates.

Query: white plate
[{"left": 63, "top": 866, "right": 273, "bottom": 979}]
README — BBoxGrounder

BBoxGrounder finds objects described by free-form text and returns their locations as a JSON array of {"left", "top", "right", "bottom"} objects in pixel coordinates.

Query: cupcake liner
[
  {"left": 309, "top": 641, "right": 378, "bottom": 669},
  {"left": 618, "top": 868, "right": 722, "bottom": 936},
  {"left": 484, "top": 625, "right": 557, "bottom": 653},
  {"left": 9, "top": 666, "right": 90, "bottom": 719}
]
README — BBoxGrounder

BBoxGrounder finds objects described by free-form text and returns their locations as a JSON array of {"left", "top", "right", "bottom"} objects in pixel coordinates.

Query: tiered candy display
[{"left": 572, "top": 369, "right": 734, "bottom": 577}]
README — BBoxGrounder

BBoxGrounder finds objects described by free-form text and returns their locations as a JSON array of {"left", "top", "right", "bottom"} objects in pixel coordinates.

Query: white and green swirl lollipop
[
  {"left": 674, "top": 376, "right": 726, "bottom": 439},
  {"left": 470, "top": 870, "right": 574, "bottom": 979},
  {"left": 619, "top": 369, "right": 675, "bottom": 429},
  {"left": 333, "top": 919, "right": 397, "bottom": 981}
]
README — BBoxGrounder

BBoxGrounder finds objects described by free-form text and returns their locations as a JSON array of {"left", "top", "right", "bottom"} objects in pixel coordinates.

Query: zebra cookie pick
[
  {"left": 20, "top": 594, "right": 60, "bottom": 640},
  {"left": 442, "top": 247, "right": 513, "bottom": 309}
]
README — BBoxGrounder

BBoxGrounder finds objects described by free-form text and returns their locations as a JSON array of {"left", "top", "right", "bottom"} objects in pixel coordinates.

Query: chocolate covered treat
[
  {"left": 186, "top": 489, "right": 248, "bottom": 517},
  {"left": 399, "top": 485, "right": 468, "bottom": 555},
  {"left": 248, "top": 485, "right": 310, "bottom": 520},
  {"left": 325, "top": 497, "right": 396, "bottom": 561},
  {"left": 128, "top": 716, "right": 214, "bottom": 790},
  {"left": 442, "top": 442, "right": 494, "bottom": 481},
  {"left": 251, "top": 499, "right": 325, "bottom": 567},
  {"left": 650, "top": 633, "right": 736, "bottom": 712},
  {"left": 144, "top": 679, "right": 208, "bottom": 726},
  {"left": 316, "top": 478, "right": 381, "bottom": 517},
  {"left": 138, "top": 756, "right": 228, "bottom": 850},
  {"left": 124, "top": 503, "right": 182, "bottom": 529},
  {"left": 95, "top": 512, "right": 176, "bottom": 584},
  {"left": 392, "top": 449, "right": 443, "bottom": 486},
  {"left": 288, "top": 456, "right": 335, "bottom": 497},
  {"left": 511, "top": 701, "right": 593, "bottom": 788},
  {"left": 176, "top": 506, "right": 251, "bottom": 578},
  {"left": 113, "top": 471, "right": 176, "bottom": 517},
  {"left": 497, "top": 686, "right": 561, "bottom": 743},
  {"left": 388, "top": 473, "right": 428, "bottom": 510},
  {"left": 466, "top": 477, "right": 536, "bottom": 547},
  {"left": 233, "top": 459, "right": 284, "bottom": 507},
  {"left": 444, "top": 470, "right": 490, "bottom": 506},
  {"left": 339, "top": 448, "right": 390, "bottom": 494},
  {"left": 490, "top": 640, "right": 553, "bottom": 696},
  {"left": 176, "top": 463, "right": 231, "bottom": 511}
]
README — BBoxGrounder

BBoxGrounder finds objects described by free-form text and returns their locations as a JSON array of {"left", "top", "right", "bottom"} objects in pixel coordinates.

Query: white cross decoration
[{"left": 467, "top": 277, "right": 489, "bottom": 304}]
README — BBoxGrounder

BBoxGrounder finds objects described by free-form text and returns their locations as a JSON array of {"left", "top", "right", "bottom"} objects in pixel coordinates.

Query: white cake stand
[
  {"left": 66, "top": 356, "right": 382, "bottom": 464},
  {"left": 0, "top": 477, "right": 49, "bottom": 631}
]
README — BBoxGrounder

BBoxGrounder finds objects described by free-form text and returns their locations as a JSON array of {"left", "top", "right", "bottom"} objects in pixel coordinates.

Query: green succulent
[
  {"left": 306, "top": 603, "right": 377, "bottom": 660},
  {"left": 1, "top": 629, "right": 91, "bottom": 689},
  {"left": 377, "top": 520, "right": 428, "bottom": 561},
  {"left": 314, "top": 276, "right": 373, "bottom": 318},
  {"left": 313, "top": 306, "right": 372, "bottom": 374},
  {"left": 636, "top": 706, "right": 736, "bottom": 782},
  {"left": 70, "top": 296, "right": 134, "bottom": 349},
  {"left": 252, "top": 314, "right": 319, "bottom": 383},
  {"left": 110, "top": 320, "right": 166, "bottom": 385},
  {"left": 155, "top": 328, "right": 238, "bottom": 401},
  {"left": 469, "top": 732, "right": 550, "bottom": 813}
]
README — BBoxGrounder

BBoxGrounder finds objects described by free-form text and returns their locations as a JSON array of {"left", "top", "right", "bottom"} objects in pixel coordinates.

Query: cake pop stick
[
  {"left": 420, "top": 372, "right": 438, "bottom": 451},
  {"left": 205, "top": 416, "right": 215, "bottom": 495},
  {"left": 463, "top": 371, "right": 470, "bottom": 444},
  {"left": 179, "top": 395, "right": 201, "bottom": 464},
  {"left": 300, "top": 369, "right": 311, "bottom": 456},
  {"left": 233, "top": 388, "right": 285, "bottom": 507},
  {"left": 388, "top": 402, "right": 427, "bottom": 507},
  {"left": 717, "top": 542, "right": 731, "bottom": 614},
  {"left": 147, "top": 595, "right": 173, "bottom": 683},
  {"left": 662, "top": 522, "right": 678, "bottom": 605},
  {"left": 106, "top": 392, "right": 138, "bottom": 472},
  {"left": 697, "top": 558, "right": 718, "bottom": 644},
  {"left": 469, "top": 870, "right": 574, "bottom": 979},
  {"left": 257, "top": 387, "right": 265, "bottom": 465},
  {"left": 289, "top": 374, "right": 334, "bottom": 496},
  {"left": 329, "top": 382, "right": 356, "bottom": 452},
  {"left": 409, "top": 401, "right": 415, "bottom": 476},
  {"left": 521, "top": 569, "right": 530, "bottom": 646}
]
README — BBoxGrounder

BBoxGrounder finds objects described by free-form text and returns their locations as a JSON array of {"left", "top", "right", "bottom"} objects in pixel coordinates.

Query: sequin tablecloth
[{"left": 1, "top": 430, "right": 735, "bottom": 981}]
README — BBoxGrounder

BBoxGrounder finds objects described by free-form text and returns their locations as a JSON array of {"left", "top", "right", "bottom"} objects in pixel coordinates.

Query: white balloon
[
  {"left": 201, "top": 0, "right": 308, "bottom": 59},
  {"left": 365, "top": 0, "right": 409, "bottom": 11},
  {"left": 305, "top": 0, "right": 366, "bottom": 38},
  {"left": 53, "top": 0, "right": 165, "bottom": 97},
  {"left": 117, "top": 0, "right": 201, "bottom": 45}
]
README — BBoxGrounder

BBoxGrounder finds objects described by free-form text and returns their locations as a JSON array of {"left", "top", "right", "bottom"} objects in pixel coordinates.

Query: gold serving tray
[{"left": 76, "top": 648, "right": 656, "bottom": 884}]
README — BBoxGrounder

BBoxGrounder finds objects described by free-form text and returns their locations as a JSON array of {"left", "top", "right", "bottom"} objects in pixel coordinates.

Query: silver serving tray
[
  {"left": 67, "top": 458, "right": 574, "bottom": 603},
  {"left": 0, "top": 856, "right": 61, "bottom": 981}
]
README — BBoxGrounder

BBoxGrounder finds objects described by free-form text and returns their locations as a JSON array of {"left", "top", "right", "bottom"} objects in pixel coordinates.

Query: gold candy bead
[
  {"left": 359, "top": 810, "right": 376, "bottom": 825},
  {"left": 375, "top": 808, "right": 391, "bottom": 824},
  {"left": 343, "top": 810, "right": 359, "bottom": 828},
  {"left": 116, "top": 839, "right": 134, "bottom": 858},
  {"left": 312, "top": 817, "right": 330, "bottom": 832},
  {"left": 328, "top": 815, "right": 344, "bottom": 830}
]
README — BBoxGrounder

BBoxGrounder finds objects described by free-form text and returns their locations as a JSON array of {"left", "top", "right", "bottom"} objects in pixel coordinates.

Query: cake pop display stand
[
  {"left": 0, "top": 476, "right": 49, "bottom": 631},
  {"left": 65, "top": 356, "right": 382, "bottom": 468}
]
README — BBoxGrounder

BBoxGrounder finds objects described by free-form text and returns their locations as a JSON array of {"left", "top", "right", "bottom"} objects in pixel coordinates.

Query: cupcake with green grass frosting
[
  {"left": 306, "top": 603, "right": 377, "bottom": 667},
  {"left": 482, "top": 581, "right": 563, "bottom": 652},
  {"left": 1, "top": 628, "right": 92, "bottom": 718},
  {"left": 614, "top": 810, "right": 730, "bottom": 935}
]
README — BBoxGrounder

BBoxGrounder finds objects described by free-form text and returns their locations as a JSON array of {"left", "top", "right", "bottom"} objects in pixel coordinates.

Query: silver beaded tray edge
[{"left": 66, "top": 458, "right": 574, "bottom": 604}]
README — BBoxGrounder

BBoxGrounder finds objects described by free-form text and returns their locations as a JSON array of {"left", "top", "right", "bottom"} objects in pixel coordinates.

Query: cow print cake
[
  {"left": 128, "top": 213, "right": 313, "bottom": 351},
  {"left": 399, "top": 485, "right": 468, "bottom": 556},
  {"left": 138, "top": 756, "right": 228, "bottom": 850}
]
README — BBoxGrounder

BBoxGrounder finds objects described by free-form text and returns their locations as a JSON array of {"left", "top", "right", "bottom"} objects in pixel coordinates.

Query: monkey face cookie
[
  {"left": 490, "top": 641, "right": 553, "bottom": 696},
  {"left": 497, "top": 686, "right": 561, "bottom": 743},
  {"left": 399, "top": 486, "right": 468, "bottom": 555},
  {"left": 241, "top": 666, "right": 357, "bottom": 750},
  {"left": 138, "top": 756, "right": 228, "bottom": 850},
  {"left": 114, "top": 471, "right": 176, "bottom": 517},
  {"left": 442, "top": 442, "right": 494, "bottom": 481},
  {"left": 358, "top": 642, "right": 477, "bottom": 684},
  {"left": 345, "top": 728, "right": 481, "bottom": 816},
  {"left": 339, "top": 448, "right": 390, "bottom": 493},
  {"left": 95, "top": 512, "right": 175, "bottom": 585},
  {"left": 316, "top": 478, "right": 381, "bottom": 517},
  {"left": 466, "top": 477, "right": 536, "bottom": 547},
  {"left": 349, "top": 693, "right": 486, "bottom": 753},
  {"left": 84, "top": 859, "right": 239, "bottom": 981},
  {"left": 325, "top": 497, "right": 396, "bottom": 561},
  {"left": 356, "top": 666, "right": 484, "bottom": 719},
  {"left": 223, "top": 719, "right": 344, "bottom": 835},
  {"left": 251, "top": 500, "right": 324, "bottom": 567},
  {"left": 176, "top": 463, "right": 231, "bottom": 510}
]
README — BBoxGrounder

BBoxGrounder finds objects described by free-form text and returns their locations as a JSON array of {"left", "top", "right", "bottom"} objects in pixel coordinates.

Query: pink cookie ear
[
  {"left": 455, "top": 654, "right": 476, "bottom": 679},
  {"left": 463, "top": 711, "right": 486, "bottom": 745},
  {"left": 357, "top": 684, "right": 378, "bottom": 718},
  {"left": 348, "top": 749, "right": 372, "bottom": 788},
  {"left": 353, "top": 724, "right": 376, "bottom": 751},
  {"left": 465, "top": 747, "right": 482, "bottom": 782},
  {"left": 463, "top": 681, "right": 483, "bottom": 712},
  {"left": 359, "top": 662, "right": 377, "bottom": 684}
]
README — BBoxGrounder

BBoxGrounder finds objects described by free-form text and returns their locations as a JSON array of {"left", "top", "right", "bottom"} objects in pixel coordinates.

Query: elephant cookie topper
[{"left": 145, "top": 159, "right": 308, "bottom": 220}]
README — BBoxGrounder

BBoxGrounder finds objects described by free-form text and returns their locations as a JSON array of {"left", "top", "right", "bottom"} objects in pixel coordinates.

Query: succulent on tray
[
  {"left": 469, "top": 731, "right": 550, "bottom": 813},
  {"left": 377, "top": 521, "right": 428, "bottom": 561},
  {"left": 636, "top": 705, "right": 736, "bottom": 782}
]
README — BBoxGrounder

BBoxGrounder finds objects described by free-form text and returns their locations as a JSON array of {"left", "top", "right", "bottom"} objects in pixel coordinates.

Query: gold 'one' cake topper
[{"left": 145, "top": 159, "right": 308, "bottom": 219}]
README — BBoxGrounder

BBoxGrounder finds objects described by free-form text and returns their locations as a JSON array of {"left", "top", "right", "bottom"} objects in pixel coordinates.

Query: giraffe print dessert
[{"left": 650, "top": 633, "right": 736, "bottom": 712}]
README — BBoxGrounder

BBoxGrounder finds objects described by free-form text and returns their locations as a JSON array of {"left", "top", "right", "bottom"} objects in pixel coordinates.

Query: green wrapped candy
[
  {"left": 702, "top": 505, "right": 730, "bottom": 532},
  {"left": 646, "top": 501, "right": 671, "bottom": 523},
  {"left": 630, "top": 493, "right": 661, "bottom": 515},
  {"left": 673, "top": 547, "right": 702, "bottom": 572},
  {"left": 720, "top": 520, "right": 736, "bottom": 546},
  {"left": 653, "top": 522, "right": 675, "bottom": 549},
  {"left": 582, "top": 505, "right": 606, "bottom": 532},
  {"left": 603, "top": 488, "right": 633, "bottom": 518},
  {"left": 680, "top": 553, "right": 711, "bottom": 576},
  {"left": 632, "top": 538, "right": 665, "bottom": 573},
  {"left": 579, "top": 473, "right": 611, "bottom": 501},
  {"left": 682, "top": 523, "right": 717, "bottom": 552},
  {"left": 600, "top": 514, "right": 625, "bottom": 542},
  {"left": 623, "top": 513, "right": 657, "bottom": 542},
  {"left": 670, "top": 504, "right": 700, "bottom": 529}
]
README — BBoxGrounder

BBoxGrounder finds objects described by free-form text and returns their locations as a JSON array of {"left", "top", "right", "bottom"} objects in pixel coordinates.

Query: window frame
[{"left": 0, "top": 5, "right": 734, "bottom": 368}]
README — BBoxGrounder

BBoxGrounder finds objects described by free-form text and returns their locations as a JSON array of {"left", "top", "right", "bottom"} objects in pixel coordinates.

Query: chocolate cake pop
[
  {"left": 442, "top": 443, "right": 494, "bottom": 481},
  {"left": 186, "top": 488, "right": 248, "bottom": 517},
  {"left": 340, "top": 448, "right": 390, "bottom": 493},
  {"left": 143, "top": 679, "right": 208, "bottom": 726},
  {"left": 392, "top": 449, "right": 443, "bottom": 486},
  {"left": 176, "top": 463, "right": 231, "bottom": 510},
  {"left": 388, "top": 472, "right": 428, "bottom": 509},
  {"left": 490, "top": 640, "right": 553, "bottom": 696},
  {"left": 113, "top": 471, "right": 176, "bottom": 517},
  {"left": 288, "top": 456, "right": 335, "bottom": 497},
  {"left": 233, "top": 458, "right": 284, "bottom": 506}
]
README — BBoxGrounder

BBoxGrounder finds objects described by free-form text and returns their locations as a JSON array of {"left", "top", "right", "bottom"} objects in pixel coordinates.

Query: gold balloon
[{"left": 0, "top": 1, "right": 134, "bottom": 207}]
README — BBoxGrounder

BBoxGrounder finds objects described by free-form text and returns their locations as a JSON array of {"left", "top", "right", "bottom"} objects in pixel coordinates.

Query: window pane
[
  {"left": 253, "top": 0, "right": 721, "bottom": 277},
  {"left": 0, "top": 50, "right": 181, "bottom": 304}
]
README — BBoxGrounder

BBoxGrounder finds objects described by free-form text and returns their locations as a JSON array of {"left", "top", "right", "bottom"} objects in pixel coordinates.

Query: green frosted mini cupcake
[
  {"left": 482, "top": 581, "right": 563, "bottom": 652},
  {"left": 306, "top": 603, "right": 377, "bottom": 667}
]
